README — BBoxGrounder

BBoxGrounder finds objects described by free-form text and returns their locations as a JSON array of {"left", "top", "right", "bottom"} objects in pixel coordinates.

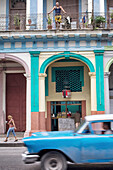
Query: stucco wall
[{"left": 8, "top": 53, "right": 31, "bottom": 72}]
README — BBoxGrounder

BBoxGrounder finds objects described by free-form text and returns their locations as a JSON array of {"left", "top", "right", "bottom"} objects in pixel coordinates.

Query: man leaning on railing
[{"left": 48, "top": 1, "right": 66, "bottom": 29}]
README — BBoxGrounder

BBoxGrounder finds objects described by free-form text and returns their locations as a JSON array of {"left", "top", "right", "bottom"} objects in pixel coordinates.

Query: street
[{"left": 0, "top": 147, "right": 113, "bottom": 170}]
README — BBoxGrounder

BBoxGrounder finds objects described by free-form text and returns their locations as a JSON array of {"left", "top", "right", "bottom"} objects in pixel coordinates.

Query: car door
[{"left": 81, "top": 122, "right": 113, "bottom": 163}]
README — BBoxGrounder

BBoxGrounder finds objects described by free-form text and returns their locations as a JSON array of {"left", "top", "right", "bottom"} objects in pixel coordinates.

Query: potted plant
[
  {"left": 111, "top": 13, "right": 113, "bottom": 24},
  {"left": 85, "top": 22, "right": 88, "bottom": 28},
  {"left": 14, "top": 14, "right": 20, "bottom": 29},
  {"left": 48, "top": 16, "right": 52, "bottom": 29},
  {"left": 28, "top": 19, "right": 32, "bottom": 25},
  {"left": 95, "top": 16, "right": 105, "bottom": 28}
]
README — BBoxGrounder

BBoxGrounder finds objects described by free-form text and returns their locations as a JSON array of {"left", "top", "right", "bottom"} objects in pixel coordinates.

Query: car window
[
  {"left": 81, "top": 125, "right": 91, "bottom": 134},
  {"left": 91, "top": 122, "right": 113, "bottom": 135},
  {"left": 77, "top": 122, "right": 91, "bottom": 135}
]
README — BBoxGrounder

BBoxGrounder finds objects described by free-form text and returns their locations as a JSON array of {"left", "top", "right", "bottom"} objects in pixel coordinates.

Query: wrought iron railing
[{"left": 0, "top": 12, "right": 113, "bottom": 31}]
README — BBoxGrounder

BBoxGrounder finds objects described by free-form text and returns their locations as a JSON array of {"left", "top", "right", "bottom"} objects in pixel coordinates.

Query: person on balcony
[{"left": 48, "top": 1, "right": 66, "bottom": 29}]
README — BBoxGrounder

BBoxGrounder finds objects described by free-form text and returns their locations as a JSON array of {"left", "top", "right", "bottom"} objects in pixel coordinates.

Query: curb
[{"left": 0, "top": 142, "right": 24, "bottom": 147}]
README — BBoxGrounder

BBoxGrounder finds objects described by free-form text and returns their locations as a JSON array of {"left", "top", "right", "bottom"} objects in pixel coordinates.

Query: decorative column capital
[
  {"left": 94, "top": 50, "right": 104, "bottom": 55},
  {"left": 104, "top": 72, "right": 110, "bottom": 77},
  {"left": 29, "top": 51, "right": 40, "bottom": 57},
  {"left": 89, "top": 72, "right": 96, "bottom": 77},
  {"left": 24, "top": 74, "right": 31, "bottom": 79},
  {"left": 39, "top": 73, "right": 47, "bottom": 78}
]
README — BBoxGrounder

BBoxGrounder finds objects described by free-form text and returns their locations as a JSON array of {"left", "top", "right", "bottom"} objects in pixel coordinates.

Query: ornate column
[
  {"left": 104, "top": 72, "right": 110, "bottom": 114},
  {"left": 39, "top": 73, "right": 47, "bottom": 131},
  {"left": 0, "top": 71, "right": 6, "bottom": 133},
  {"left": 89, "top": 72, "right": 97, "bottom": 114},
  {"left": 94, "top": 50, "right": 105, "bottom": 114},
  {"left": 30, "top": 51, "right": 40, "bottom": 134},
  {"left": 24, "top": 74, "right": 31, "bottom": 137}
]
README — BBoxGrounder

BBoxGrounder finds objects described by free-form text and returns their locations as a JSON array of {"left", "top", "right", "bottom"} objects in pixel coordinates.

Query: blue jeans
[{"left": 7, "top": 127, "right": 16, "bottom": 137}]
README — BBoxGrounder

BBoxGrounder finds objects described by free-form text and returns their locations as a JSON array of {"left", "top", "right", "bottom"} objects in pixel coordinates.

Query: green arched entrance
[
  {"left": 40, "top": 52, "right": 95, "bottom": 73},
  {"left": 40, "top": 52, "right": 95, "bottom": 131}
]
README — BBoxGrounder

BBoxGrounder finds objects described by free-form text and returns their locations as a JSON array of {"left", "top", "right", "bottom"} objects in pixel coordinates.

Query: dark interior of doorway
[{"left": 51, "top": 101, "right": 82, "bottom": 131}]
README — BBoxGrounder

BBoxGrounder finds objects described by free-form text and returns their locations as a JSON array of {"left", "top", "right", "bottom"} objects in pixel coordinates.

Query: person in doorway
[
  {"left": 67, "top": 108, "right": 72, "bottom": 118},
  {"left": 103, "top": 122, "right": 112, "bottom": 134},
  {"left": 74, "top": 111, "right": 80, "bottom": 128},
  {"left": 48, "top": 1, "right": 66, "bottom": 29},
  {"left": 4, "top": 115, "right": 18, "bottom": 142}
]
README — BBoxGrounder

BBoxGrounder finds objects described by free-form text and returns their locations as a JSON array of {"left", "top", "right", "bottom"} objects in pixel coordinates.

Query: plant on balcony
[
  {"left": 14, "top": 14, "right": 20, "bottom": 29},
  {"left": 94, "top": 16, "right": 105, "bottom": 28},
  {"left": 48, "top": 15, "right": 52, "bottom": 29},
  {"left": 111, "top": 13, "right": 113, "bottom": 24}
]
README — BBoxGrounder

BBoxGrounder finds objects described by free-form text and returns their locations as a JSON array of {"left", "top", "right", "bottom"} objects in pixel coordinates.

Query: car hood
[
  {"left": 32, "top": 130, "right": 74, "bottom": 138},
  {"left": 23, "top": 130, "right": 75, "bottom": 141}
]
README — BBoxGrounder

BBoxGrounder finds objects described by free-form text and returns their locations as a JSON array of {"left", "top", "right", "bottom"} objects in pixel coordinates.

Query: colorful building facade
[{"left": 0, "top": 0, "right": 113, "bottom": 136}]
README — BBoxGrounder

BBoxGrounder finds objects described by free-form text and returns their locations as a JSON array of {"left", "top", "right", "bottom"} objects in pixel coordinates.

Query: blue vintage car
[{"left": 22, "top": 114, "right": 113, "bottom": 170}]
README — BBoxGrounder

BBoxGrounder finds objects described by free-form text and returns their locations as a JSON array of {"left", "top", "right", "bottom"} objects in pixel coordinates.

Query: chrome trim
[{"left": 22, "top": 151, "right": 39, "bottom": 164}]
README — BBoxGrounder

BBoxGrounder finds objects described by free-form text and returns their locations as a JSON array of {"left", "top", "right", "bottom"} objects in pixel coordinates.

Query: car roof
[{"left": 85, "top": 114, "right": 113, "bottom": 122}]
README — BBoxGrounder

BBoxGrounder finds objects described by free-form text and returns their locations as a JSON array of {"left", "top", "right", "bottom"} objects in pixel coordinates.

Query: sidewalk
[{"left": 0, "top": 132, "right": 24, "bottom": 147}]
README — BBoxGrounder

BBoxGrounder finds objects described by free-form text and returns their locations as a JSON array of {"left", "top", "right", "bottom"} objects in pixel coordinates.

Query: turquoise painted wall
[
  {"left": 30, "top": 51, "right": 40, "bottom": 112},
  {"left": 94, "top": 50, "right": 105, "bottom": 111}
]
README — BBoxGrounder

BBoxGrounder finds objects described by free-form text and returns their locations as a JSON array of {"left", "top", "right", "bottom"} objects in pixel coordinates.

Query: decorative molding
[
  {"left": 94, "top": 50, "right": 104, "bottom": 55},
  {"left": 0, "top": 32, "right": 112, "bottom": 52},
  {"left": 0, "top": 54, "right": 30, "bottom": 75},
  {"left": 104, "top": 72, "right": 111, "bottom": 77},
  {"left": 29, "top": 51, "right": 40, "bottom": 56},
  {"left": 89, "top": 72, "right": 96, "bottom": 77},
  {"left": 105, "top": 57, "right": 113, "bottom": 72},
  {"left": 39, "top": 73, "right": 47, "bottom": 77},
  {"left": 40, "top": 52, "right": 95, "bottom": 73},
  {"left": 24, "top": 74, "right": 31, "bottom": 79}
]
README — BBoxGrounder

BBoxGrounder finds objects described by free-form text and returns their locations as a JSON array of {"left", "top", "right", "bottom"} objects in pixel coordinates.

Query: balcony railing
[{"left": 0, "top": 12, "right": 113, "bottom": 31}]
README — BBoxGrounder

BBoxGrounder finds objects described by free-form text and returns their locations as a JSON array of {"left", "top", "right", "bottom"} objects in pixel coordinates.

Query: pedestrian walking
[
  {"left": 4, "top": 115, "right": 18, "bottom": 142},
  {"left": 74, "top": 111, "right": 80, "bottom": 128}
]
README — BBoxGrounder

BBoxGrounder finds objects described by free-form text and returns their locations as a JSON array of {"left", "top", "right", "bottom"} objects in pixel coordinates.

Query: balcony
[{"left": 0, "top": 12, "right": 113, "bottom": 32}]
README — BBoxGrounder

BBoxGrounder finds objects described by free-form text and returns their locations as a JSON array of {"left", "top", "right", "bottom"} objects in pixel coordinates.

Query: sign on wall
[{"left": 58, "top": 118, "right": 75, "bottom": 131}]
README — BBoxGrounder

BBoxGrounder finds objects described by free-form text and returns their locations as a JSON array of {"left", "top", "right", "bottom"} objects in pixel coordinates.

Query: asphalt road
[{"left": 0, "top": 147, "right": 113, "bottom": 170}]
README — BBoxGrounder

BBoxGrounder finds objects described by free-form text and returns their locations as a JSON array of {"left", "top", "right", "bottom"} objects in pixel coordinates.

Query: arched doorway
[
  {"left": 6, "top": 73, "right": 26, "bottom": 132},
  {"left": 109, "top": 63, "right": 113, "bottom": 114},
  {"left": 0, "top": 54, "right": 30, "bottom": 134},
  {"left": 39, "top": 52, "right": 95, "bottom": 131},
  {"left": 105, "top": 57, "right": 113, "bottom": 114}
]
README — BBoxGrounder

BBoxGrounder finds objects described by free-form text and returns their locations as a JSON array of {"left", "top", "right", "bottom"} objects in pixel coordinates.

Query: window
[
  {"left": 91, "top": 122, "right": 113, "bottom": 135},
  {"left": 52, "top": 66, "right": 84, "bottom": 93}
]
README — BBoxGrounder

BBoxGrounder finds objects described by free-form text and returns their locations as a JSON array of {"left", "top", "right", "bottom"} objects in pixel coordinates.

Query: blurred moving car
[{"left": 22, "top": 114, "right": 113, "bottom": 170}]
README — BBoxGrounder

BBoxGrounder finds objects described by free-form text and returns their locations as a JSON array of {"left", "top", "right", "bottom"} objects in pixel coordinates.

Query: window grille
[{"left": 55, "top": 69, "right": 82, "bottom": 92}]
